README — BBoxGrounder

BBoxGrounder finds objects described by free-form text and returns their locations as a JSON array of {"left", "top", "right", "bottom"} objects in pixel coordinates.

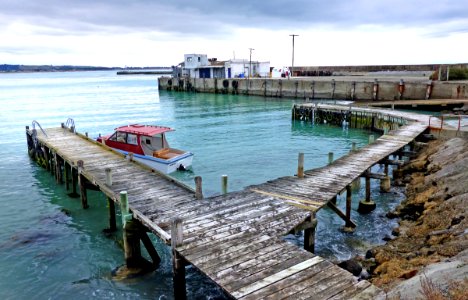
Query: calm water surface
[{"left": 0, "top": 71, "right": 403, "bottom": 299}]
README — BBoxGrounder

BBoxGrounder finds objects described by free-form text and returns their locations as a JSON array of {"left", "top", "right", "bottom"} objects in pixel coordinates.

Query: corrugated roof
[{"left": 115, "top": 124, "right": 173, "bottom": 136}]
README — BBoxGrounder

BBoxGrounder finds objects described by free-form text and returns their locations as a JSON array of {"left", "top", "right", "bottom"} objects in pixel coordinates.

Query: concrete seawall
[{"left": 158, "top": 77, "right": 468, "bottom": 101}]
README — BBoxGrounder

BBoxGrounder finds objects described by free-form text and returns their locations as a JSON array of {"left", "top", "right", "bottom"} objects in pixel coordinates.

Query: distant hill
[{"left": 0, "top": 64, "right": 171, "bottom": 73}]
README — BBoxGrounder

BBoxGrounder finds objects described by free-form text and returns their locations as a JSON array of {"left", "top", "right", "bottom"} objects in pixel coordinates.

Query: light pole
[
  {"left": 249, "top": 48, "right": 254, "bottom": 78},
  {"left": 290, "top": 34, "right": 298, "bottom": 77}
]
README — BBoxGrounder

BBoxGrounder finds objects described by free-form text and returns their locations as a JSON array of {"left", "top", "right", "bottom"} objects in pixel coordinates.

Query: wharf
[{"left": 26, "top": 105, "right": 431, "bottom": 299}]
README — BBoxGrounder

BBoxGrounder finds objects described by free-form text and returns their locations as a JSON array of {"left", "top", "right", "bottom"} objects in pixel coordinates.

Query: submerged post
[
  {"left": 344, "top": 185, "right": 355, "bottom": 232},
  {"left": 221, "top": 175, "right": 228, "bottom": 194},
  {"left": 380, "top": 176, "right": 391, "bottom": 192},
  {"left": 328, "top": 152, "right": 334, "bottom": 165},
  {"left": 171, "top": 218, "right": 186, "bottom": 300},
  {"left": 64, "top": 162, "right": 70, "bottom": 190},
  {"left": 195, "top": 176, "right": 203, "bottom": 200},
  {"left": 303, "top": 214, "right": 318, "bottom": 253},
  {"left": 297, "top": 152, "right": 304, "bottom": 178},
  {"left": 105, "top": 168, "right": 116, "bottom": 232},
  {"left": 358, "top": 172, "right": 376, "bottom": 213},
  {"left": 77, "top": 160, "right": 89, "bottom": 209}
]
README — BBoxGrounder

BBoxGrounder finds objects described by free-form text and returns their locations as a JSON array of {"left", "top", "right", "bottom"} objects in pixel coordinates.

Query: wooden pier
[{"left": 25, "top": 106, "right": 432, "bottom": 299}]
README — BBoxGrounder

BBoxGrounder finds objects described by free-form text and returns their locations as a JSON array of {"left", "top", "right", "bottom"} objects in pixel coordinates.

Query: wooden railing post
[
  {"left": 297, "top": 152, "right": 304, "bottom": 178},
  {"left": 77, "top": 160, "right": 88, "bottom": 209},
  {"left": 195, "top": 176, "right": 203, "bottom": 199},
  {"left": 171, "top": 218, "right": 186, "bottom": 300}
]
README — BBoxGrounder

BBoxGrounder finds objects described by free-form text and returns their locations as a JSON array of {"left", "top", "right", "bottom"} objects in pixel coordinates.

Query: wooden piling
[
  {"left": 171, "top": 218, "right": 186, "bottom": 300},
  {"left": 195, "top": 176, "right": 203, "bottom": 200},
  {"left": 54, "top": 153, "right": 62, "bottom": 184},
  {"left": 297, "top": 152, "right": 304, "bottom": 178},
  {"left": 64, "top": 162, "right": 70, "bottom": 190},
  {"left": 221, "top": 175, "right": 228, "bottom": 194},
  {"left": 123, "top": 219, "right": 142, "bottom": 268},
  {"left": 69, "top": 166, "right": 79, "bottom": 198},
  {"left": 43, "top": 146, "right": 50, "bottom": 172},
  {"left": 77, "top": 160, "right": 89, "bottom": 209},
  {"left": 358, "top": 173, "right": 376, "bottom": 213},
  {"left": 105, "top": 168, "right": 116, "bottom": 232},
  {"left": 303, "top": 214, "right": 317, "bottom": 253},
  {"left": 380, "top": 176, "right": 391, "bottom": 192},
  {"left": 140, "top": 230, "right": 161, "bottom": 266},
  {"left": 344, "top": 185, "right": 355, "bottom": 231},
  {"left": 328, "top": 152, "right": 334, "bottom": 165}
]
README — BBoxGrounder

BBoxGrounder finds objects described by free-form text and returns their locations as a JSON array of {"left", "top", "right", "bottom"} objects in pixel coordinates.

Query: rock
[
  {"left": 338, "top": 259, "right": 363, "bottom": 277},
  {"left": 386, "top": 211, "right": 400, "bottom": 219},
  {"left": 391, "top": 227, "right": 400, "bottom": 236},
  {"left": 399, "top": 269, "right": 418, "bottom": 279},
  {"left": 365, "top": 249, "right": 375, "bottom": 259},
  {"left": 451, "top": 215, "right": 465, "bottom": 226},
  {"left": 382, "top": 235, "right": 393, "bottom": 242}
]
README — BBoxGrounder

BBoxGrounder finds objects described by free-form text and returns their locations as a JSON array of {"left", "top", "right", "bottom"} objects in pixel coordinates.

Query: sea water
[{"left": 0, "top": 71, "right": 403, "bottom": 299}]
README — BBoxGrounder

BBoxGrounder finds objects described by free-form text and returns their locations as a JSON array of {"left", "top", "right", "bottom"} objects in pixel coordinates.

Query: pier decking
[{"left": 27, "top": 105, "right": 431, "bottom": 299}]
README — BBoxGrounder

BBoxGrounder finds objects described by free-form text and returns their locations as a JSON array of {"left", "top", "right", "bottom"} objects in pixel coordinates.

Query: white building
[
  {"left": 224, "top": 59, "right": 270, "bottom": 78},
  {"left": 179, "top": 54, "right": 270, "bottom": 79}
]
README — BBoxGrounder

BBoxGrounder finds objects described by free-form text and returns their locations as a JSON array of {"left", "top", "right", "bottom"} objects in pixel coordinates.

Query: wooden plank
[
  {"left": 230, "top": 257, "right": 323, "bottom": 299},
  {"left": 238, "top": 260, "right": 333, "bottom": 300}
]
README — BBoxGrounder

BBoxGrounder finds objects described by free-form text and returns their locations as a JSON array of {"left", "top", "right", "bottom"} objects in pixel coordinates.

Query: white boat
[{"left": 97, "top": 124, "right": 193, "bottom": 174}]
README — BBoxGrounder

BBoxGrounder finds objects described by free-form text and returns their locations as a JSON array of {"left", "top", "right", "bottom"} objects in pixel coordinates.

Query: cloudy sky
[{"left": 1, "top": 0, "right": 467, "bottom": 67}]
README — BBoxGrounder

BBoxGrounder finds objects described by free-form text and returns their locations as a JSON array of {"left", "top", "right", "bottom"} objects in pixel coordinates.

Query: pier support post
[
  {"left": 303, "top": 214, "right": 318, "bottom": 253},
  {"left": 297, "top": 152, "right": 304, "bottom": 178},
  {"left": 352, "top": 177, "right": 361, "bottom": 191},
  {"left": 64, "top": 162, "right": 70, "bottom": 190},
  {"left": 343, "top": 185, "right": 355, "bottom": 232},
  {"left": 171, "top": 218, "right": 186, "bottom": 300},
  {"left": 123, "top": 218, "right": 142, "bottom": 268},
  {"left": 328, "top": 152, "right": 334, "bottom": 165},
  {"left": 195, "top": 176, "right": 203, "bottom": 200},
  {"left": 43, "top": 146, "right": 51, "bottom": 172},
  {"left": 221, "top": 175, "right": 228, "bottom": 194},
  {"left": 380, "top": 176, "right": 391, "bottom": 192},
  {"left": 69, "top": 166, "right": 79, "bottom": 198},
  {"left": 77, "top": 160, "right": 89, "bottom": 209},
  {"left": 54, "top": 153, "right": 62, "bottom": 184},
  {"left": 105, "top": 168, "right": 116, "bottom": 232},
  {"left": 358, "top": 173, "right": 376, "bottom": 214}
]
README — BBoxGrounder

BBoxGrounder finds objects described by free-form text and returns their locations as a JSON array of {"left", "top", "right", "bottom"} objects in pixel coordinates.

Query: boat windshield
[{"left": 109, "top": 131, "right": 138, "bottom": 145}]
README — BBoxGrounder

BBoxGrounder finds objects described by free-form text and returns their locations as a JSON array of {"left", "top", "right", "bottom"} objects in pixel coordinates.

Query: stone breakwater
[
  {"left": 158, "top": 77, "right": 468, "bottom": 101},
  {"left": 364, "top": 137, "right": 468, "bottom": 297}
]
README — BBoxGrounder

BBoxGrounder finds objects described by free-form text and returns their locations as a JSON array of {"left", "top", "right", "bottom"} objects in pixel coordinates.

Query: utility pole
[
  {"left": 290, "top": 34, "right": 298, "bottom": 77},
  {"left": 249, "top": 48, "right": 254, "bottom": 78}
]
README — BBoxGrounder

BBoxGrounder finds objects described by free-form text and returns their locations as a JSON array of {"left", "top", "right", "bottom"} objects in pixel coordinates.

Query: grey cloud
[{"left": 1, "top": 0, "right": 467, "bottom": 37}]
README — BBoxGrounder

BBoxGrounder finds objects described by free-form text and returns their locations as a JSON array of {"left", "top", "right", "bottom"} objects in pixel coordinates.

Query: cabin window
[
  {"left": 187, "top": 57, "right": 192, "bottom": 62},
  {"left": 145, "top": 139, "right": 151, "bottom": 145},
  {"left": 115, "top": 131, "right": 126, "bottom": 143},
  {"left": 198, "top": 57, "right": 201, "bottom": 62},
  {"left": 127, "top": 133, "right": 138, "bottom": 145}
]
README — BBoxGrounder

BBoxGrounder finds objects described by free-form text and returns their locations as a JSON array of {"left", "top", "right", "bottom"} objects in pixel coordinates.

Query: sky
[{"left": 1, "top": 0, "right": 468, "bottom": 68}]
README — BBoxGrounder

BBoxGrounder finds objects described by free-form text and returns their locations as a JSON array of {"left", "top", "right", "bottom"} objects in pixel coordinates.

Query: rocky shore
[{"left": 361, "top": 137, "right": 467, "bottom": 298}]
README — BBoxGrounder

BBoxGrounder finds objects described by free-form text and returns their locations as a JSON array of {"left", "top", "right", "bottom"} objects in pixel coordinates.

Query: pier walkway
[{"left": 27, "top": 108, "right": 429, "bottom": 299}]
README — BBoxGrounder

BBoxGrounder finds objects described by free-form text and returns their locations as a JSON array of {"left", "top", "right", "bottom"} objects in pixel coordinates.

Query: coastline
[{"left": 364, "top": 137, "right": 468, "bottom": 298}]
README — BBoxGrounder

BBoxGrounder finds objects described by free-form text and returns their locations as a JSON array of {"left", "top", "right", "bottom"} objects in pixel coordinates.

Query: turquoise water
[{"left": 0, "top": 71, "right": 403, "bottom": 299}]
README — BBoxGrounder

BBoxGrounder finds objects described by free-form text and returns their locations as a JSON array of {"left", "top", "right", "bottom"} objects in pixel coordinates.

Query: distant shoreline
[{"left": 0, "top": 64, "right": 171, "bottom": 73}]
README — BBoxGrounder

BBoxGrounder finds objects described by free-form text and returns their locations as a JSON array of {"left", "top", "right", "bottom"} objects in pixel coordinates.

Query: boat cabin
[{"left": 100, "top": 124, "right": 172, "bottom": 156}]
